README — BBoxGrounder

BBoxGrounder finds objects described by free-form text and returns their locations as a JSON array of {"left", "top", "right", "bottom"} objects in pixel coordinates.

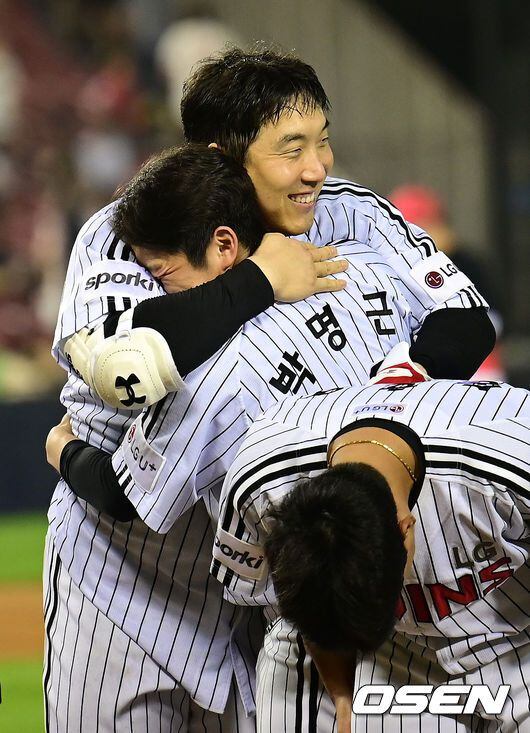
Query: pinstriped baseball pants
[
  {"left": 43, "top": 532, "right": 255, "bottom": 732},
  {"left": 257, "top": 617, "right": 529, "bottom": 732}
]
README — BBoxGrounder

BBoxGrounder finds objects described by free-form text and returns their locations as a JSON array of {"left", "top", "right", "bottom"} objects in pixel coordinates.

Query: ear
[{"left": 211, "top": 226, "right": 239, "bottom": 270}]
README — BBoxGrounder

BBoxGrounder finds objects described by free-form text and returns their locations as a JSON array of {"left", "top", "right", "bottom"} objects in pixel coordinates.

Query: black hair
[
  {"left": 181, "top": 44, "right": 331, "bottom": 163},
  {"left": 264, "top": 463, "right": 406, "bottom": 652},
  {"left": 112, "top": 144, "right": 266, "bottom": 266}
]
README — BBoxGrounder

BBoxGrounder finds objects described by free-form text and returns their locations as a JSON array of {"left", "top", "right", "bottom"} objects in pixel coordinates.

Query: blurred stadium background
[{"left": 0, "top": 0, "right": 528, "bottom": 730}]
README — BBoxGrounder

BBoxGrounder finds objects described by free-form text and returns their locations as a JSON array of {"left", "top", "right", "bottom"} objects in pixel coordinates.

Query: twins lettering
[{"left": 396, "top": 544, "right": 514, "bottom": 622}]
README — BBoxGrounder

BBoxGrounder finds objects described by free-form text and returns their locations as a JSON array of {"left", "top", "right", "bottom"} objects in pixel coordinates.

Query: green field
[
  {"left": 0, "top": 660, "right": 44, "bottom": 732},
  {"left": 0, "top": 513, "right": 48, "bottom": 583},
  {"left": 0, "top": 513, "right": 47, "bottom": 733}
]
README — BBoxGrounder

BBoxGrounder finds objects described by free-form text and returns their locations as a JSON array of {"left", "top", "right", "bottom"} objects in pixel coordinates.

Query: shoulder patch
[
  {"left": 351, "top": 402, "right": 408, "bottom": 416},
  {"left": 213, "top": 528, "right": 267, "bottom": 581},
  {"left": 121, "top": 419, "right": 166, "bottom": 494},
  {"left": 410, "top": 252, "right": 473, "bottom": 303}
]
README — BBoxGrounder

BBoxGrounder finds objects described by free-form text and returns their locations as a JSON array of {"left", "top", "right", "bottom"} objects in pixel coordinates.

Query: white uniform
[
  {"left": 47, "top": 205, "right": 254, "bottom": 731},
  {"left": 46, "top": 178, "right": 485, "bottom": 730},
  {"left": 212, "top": 380, "right": 530, "bottom": 732}
]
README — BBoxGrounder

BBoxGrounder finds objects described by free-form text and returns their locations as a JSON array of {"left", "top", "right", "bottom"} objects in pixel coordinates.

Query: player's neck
[{"left": 328, "top": 426, "right": 416, "bottom": 521}]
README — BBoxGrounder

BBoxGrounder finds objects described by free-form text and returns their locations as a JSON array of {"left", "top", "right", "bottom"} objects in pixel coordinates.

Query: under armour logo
[{"left": 115, "top": 373, "right": 146, "bottom": 407}]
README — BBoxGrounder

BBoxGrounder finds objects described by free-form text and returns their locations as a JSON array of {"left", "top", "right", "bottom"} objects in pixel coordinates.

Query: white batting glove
[
  {"left": 367, "top": 342, "right": 431, "bottom": 385},
  {"left": 64, "top": 313, "right": 183, "bottom": 409}
]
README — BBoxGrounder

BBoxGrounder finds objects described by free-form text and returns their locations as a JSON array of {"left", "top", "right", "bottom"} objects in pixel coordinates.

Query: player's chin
[{"left": 283, "top": 210, "right": 316, "bottom": 236}]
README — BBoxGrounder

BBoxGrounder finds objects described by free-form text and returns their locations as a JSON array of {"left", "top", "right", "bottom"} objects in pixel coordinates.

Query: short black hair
[
  {"left": 112, "top": 144, "right": 266, "bottom": 266},
  {"left": 181, "top": 45, "right": 331, "bottom": 163},
  {"left": 264, "top": 464, "right": 406, "bottom": 652}
]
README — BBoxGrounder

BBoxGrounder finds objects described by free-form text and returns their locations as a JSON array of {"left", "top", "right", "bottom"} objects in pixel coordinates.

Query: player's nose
[{"left": 301, "top": 150, "right": 328, "bottom": 184}]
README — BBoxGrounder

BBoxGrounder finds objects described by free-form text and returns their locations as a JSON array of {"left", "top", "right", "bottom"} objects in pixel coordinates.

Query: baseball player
[
  {"left": 212, "top": 377, "right": 530, "bottom": 732},
  {"left": 46, "top": 48, "right": 494, "bottom": 730}
]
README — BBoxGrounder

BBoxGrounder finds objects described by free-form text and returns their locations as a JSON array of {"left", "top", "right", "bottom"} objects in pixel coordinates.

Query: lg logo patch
[{"left": 425, "top": 271, "right": 444, "bottom": 289}]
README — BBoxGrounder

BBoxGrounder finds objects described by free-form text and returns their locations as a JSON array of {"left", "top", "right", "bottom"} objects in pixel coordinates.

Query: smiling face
[{"left": 244, "top": 104, "right": 333, "bottom": 235}]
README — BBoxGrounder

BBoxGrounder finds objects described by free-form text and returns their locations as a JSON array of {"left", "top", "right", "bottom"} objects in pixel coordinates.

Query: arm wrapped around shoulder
[{"left": 64, "top": 311, "right": 183, "bottom": 409}]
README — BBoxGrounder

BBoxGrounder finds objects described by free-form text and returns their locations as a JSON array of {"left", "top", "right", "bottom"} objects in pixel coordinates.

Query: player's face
[
  {"left": 133, "top": 243, "right": 229, "bottom": 293},
  {"left": 244, "top": 105, "right": 333, "bottom": 235}
]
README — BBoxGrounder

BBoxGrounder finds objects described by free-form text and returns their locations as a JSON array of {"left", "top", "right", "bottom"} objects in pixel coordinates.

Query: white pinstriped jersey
[
  {"left": 212, "top": 380, "right": 530, "bottom": 675},
  {"left": 109, "top": 238, "right": 433, "bottom": 534},
  {"left": 48, "top": 178, "right": 487, "bottom": 715}
]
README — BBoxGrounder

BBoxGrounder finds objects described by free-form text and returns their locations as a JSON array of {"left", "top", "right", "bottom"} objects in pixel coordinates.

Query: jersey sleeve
[
  {"left": 211, "top": 420, "right": 328, "bottom": 606},
  {"left": 356, "top": 201, "right": 488, "bottom": 333},
  {"left": 312, "top": 179, "right": 489, "bottom": 334},
  {"left": 52, "top": 203, "right": 163, "bottom": 369},
  {"left": 110, "top": 341, "right": 252, "bottom": 533},
  {"left": 210, "top": 450, "right": 278, "bottom": 607}
]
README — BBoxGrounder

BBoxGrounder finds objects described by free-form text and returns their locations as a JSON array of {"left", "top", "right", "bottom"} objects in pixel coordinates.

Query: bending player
[{"left": 211, "top": 377, "right": 530, "bottom": 732}]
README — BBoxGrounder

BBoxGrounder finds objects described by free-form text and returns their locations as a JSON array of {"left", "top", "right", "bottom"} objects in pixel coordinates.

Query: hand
[
  {"left": 304, "top": 639, "right": 354, "bottom": 733},
  {"left": 249, "top": 233, "right": 348, "bottom": 303},
  {"left": 45, "top": 414, "right": 77, "bottom": 473},
  {"left": 367, "top": 341, "right": 431, "bottom": 385}
]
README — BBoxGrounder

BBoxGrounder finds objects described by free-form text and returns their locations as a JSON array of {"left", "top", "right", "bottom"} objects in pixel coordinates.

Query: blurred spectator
[
  {"left": 73, "top": 52, "right": 147, "bottom": 217},
  {"left": 122, "top": 0, "right": 170, "bottom": 87},
  {"left": 0, "top": 39, "right": 24, "bottom": 145},
  {"left": 155, "top": 3, "right": 244, "bottom": 131},
  {"left": 0, "top": 0, "right": 243, "bottom": 400},
  {"left": 390, "top": 184, "right": 505, "bottom": 380},
  {"left": 0, "top": 1, "right": 84, "bottom": 399},
  {"left": 0, "top": 252, "right": 64, "bottom": 399}
]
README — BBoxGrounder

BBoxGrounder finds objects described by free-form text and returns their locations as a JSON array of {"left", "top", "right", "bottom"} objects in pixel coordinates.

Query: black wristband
[{"left": 60, "top": 440, "right": 136, "bottom": 521}]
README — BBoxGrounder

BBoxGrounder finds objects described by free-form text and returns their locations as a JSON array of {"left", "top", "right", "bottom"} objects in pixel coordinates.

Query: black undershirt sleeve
[
  {"left": 104, "top": 259, "right": 273, "bottom": 376},
  {"left": 409, "top": 307, "right": 496, "bottom": 379},
  {"left": 60, "top": 440, "right": 136, "bottom": 522}
]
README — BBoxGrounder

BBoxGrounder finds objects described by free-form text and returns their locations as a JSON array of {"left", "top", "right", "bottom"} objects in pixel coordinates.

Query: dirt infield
[{"left": 0, "top": 582, "right": 43, "bottom": 660}]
